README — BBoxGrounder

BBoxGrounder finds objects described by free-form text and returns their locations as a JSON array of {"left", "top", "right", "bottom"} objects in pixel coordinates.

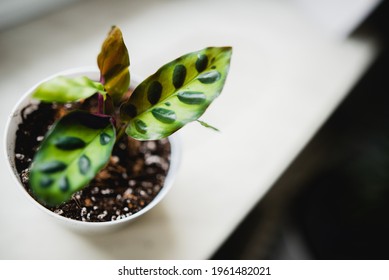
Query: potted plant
[{"left": 5, "top": 26, "right": 232, "bottom": 231}]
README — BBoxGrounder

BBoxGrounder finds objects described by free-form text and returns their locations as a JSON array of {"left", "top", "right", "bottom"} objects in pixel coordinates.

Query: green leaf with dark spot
[
  {"left": 177, "top": 91, "right": 206, "bottom": 105},
  {"left": 198, "top": 70, "right": 221, "bottom": 84},
  {"left": 121, "top": 46, "right": 232, "bottom": 140},
  {"left": 100, "top": 132, "right": 112, "bottom": 145},
  {"left": 147, "top": 81, "right": 162, "bottom": 105},
  {"left": 97, "top": 26, "right": 130, "bottom": 104},
  {"left": 173, "top": 64, "right": 186, "bottom": 88},
  {"left": 135, "top": 119, "right": 148, "bottom": 134},
  {"left": 119, "top": 103, "right": 137, "bottom": 121},
  {"left": 38, "top": 161, "right": 67, "bottom": 174},
  {"left": 78, "top": 155, "right": 91, "bottom": 175},
  {"left": 195, "top": 54, "right": 208, "bottom": 72},
  {"left": 54, "top": 136, "right": 86, "bottom": 150},
  {"left": 40, "top": 177, "right": 54, "bottom": 188},
  {"left": 59, "top": 177, "right": 70, "bottom": 192},
  {"left": 29, "top": 111, "right": 116, "bottom": 206},
  {"left": 32, "top": 76, "right": 106, "bottom": 103},
  {"left": 151, "top": 108, "right": 176, "bottom": 124}
]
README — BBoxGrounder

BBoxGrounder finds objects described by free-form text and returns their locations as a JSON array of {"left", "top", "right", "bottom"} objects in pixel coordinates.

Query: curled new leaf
[
  {"left": 32, "top": 76, "right": 106, "bottom": 103},
  {"left": 29, "top": 111, "right": 116, "bottom": 206},
  {"left": 120, "top": 46, "right": 232, "bottom": 140},
  {"left": 98, "top": 26, "right": 130, "bottom": 104}
]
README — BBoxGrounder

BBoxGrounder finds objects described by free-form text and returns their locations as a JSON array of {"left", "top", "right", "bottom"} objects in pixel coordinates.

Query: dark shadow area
[{"left": 212, "top": 1, "right": 389, "bottom": 260}]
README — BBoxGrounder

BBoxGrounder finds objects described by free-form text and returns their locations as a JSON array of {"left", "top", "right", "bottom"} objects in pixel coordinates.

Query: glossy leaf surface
[
  {"left": 121, "top": 46, "right": 232, "bottom": 140},
  {"left": 97, "top": 26, "right": 130, "bottom": 104},
  {"left": 29, "top": 111, "right": 116, "bottom": 206},
  {"left": 32, "top": 76, "right": 105, "bottom": 103}
]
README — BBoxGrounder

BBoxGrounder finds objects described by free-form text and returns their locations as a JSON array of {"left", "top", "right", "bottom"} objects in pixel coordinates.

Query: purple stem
[{"left": 98, "top": 94, "right": 104, "bottom": 114}]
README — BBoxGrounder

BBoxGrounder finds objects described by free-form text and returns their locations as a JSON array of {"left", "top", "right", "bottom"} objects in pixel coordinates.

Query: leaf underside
[
  {"left": 97, "top": 26, "right": 130, "bottom": 104},
  {"left": 120, "top": 46, "right": 232, "bottom": 140},
  {"left": 29, "top": 111, "right": 116, "bottom": 206}
]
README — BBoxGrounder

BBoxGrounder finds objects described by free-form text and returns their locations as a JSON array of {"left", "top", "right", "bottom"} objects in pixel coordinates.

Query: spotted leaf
[
  {"left": 32, "top": 76, "right": 106, "bottom": 103},
  {"left": 121, "top": 46, "right": 232, "bottom": 140},
  {"left": 98, "top": 26, "right": 130, "bottom": 104},
  {"left": 29, "top": 111, "right": 115, "bottom": 206}
]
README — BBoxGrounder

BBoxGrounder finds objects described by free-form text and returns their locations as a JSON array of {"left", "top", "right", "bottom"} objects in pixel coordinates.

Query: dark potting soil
[{"left": 14, "top": 101, "right": 171, "bottom": 222}]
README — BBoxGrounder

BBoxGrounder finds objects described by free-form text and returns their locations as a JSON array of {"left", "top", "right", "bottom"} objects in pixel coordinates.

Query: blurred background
[
  {"left": 0, "top": 0, "right": 387, "bottom": 259},
  {"left": 213, "top": 1, "right": 389, "bottom": 260}
]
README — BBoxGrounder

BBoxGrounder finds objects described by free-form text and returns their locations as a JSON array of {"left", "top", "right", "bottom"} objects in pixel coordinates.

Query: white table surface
[{"left": 0, "top": 0, "right": 378, "bottom": 259}]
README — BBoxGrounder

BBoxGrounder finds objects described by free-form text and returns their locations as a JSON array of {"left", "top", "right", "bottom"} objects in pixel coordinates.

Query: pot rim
[{"left": 4, "top": 67, "right": 181, "bottom": 230}]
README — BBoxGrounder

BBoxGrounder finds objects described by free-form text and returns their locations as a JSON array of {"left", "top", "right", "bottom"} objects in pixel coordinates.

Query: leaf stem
[
  {"left": 116, "top": 124, "right": 127, "bottom": 143},
  {"left": 98, "top": 94, "right": 105, "bottom": 114}
]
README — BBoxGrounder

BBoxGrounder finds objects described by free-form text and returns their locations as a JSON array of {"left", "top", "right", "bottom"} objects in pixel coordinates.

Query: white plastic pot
[{"left": 4, "top": 68, "right": 181, "bottom": 233}]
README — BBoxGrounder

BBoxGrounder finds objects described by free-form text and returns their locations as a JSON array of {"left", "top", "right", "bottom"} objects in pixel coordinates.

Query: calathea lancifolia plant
[{"left": 29, "top": 26, "right": 232, "bottom": 206}]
